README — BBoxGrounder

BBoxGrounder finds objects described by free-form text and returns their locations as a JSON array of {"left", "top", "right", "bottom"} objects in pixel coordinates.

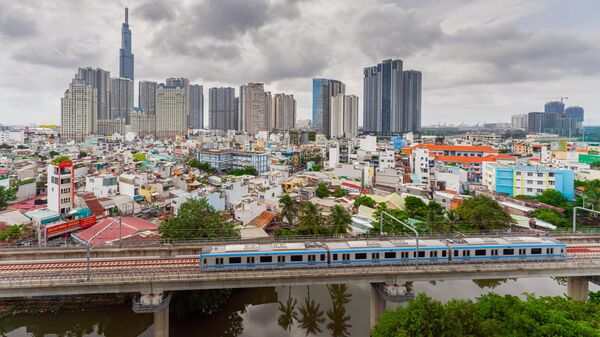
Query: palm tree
[
  {"left": 326, "top": 284, "right": 352, "bottom": 337},
  {"left": 278, "top": 287, "right": 298, "bottom": 332},
  {"left": 445, "top": 210, "right": 461, "bottom": 233},
  {"left": 329, "top": 205, "right": 352, "bottom": 235},
  {"left": 279, "top": 194, "right": 299, "bottom": 227},
  {"left": 297, "top": 286, "right": 325, "bottom": 336},
  {"left": 299, "top": 201, "right": 323, "bottom": 235}
]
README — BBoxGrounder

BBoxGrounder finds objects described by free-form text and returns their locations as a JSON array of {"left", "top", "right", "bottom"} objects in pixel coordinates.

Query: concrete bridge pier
[
  {"left": 133, "top": 292, "right": 172, "bottom": 337},
  {"left": 370, "top": 283, "right": 386, "bottom": 329},
  {"left": 566, "top": 276, "right": 589, "bottom": 301}
]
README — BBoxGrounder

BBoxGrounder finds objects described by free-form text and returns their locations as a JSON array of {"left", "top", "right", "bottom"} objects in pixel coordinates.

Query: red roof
[
  {"left": 247, "top": 210, "right": 279, "bottom": 229},
  {"left": 415, "top": 144, "right": 498, "bottom": 153},
  {"left": 341, "top": 181, "right": 361, "bottom": 189},
  {"left": 435, "top": 155, "right": 486, "bottom": 163},
  {"left": 74, "top": 217, "right": 158, "bottom": 246}
]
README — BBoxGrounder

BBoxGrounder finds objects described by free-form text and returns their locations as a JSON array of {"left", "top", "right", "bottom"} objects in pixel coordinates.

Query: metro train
[{"left": 200, "top": 236, "right": 566, "bottom": 270}]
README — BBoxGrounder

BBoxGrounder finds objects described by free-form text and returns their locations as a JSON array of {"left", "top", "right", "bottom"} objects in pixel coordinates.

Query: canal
[{"left": 1, "top": 278, "right": 598, "bottom": 336}]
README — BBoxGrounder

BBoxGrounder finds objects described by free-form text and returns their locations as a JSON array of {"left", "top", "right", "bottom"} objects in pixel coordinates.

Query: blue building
[
  {"left": 119, "top": 7, "right": 134, "bottom": 81},
  {"left": 565, "top": 106, "right": 584, "bottom": 122},
  {"left": 484, "top": 164, "right": 574, "bottom": 200},
  {"left": 544, "top": 101, "right": 565, "bottom": 114},
  {"left": 312, "top": 78, "right": 345, "bottom": 136}
]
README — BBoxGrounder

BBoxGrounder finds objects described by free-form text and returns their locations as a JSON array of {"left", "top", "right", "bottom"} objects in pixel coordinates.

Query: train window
[
  {"left": 216, "top": 258, "right": 224, "bottom": 265},
  {"left": 519, "top": 249, "right": 526, "bottom": 255},
  {"left": 385, "top": 252, "right": 396, "bottom": 259},
  {"left": 462, "top": 250, "right": 470, "bottom": 257},
  {"left": 229, "top": 257, "right": 241, "bottom": 264},
  {"left": 291, "top": 255, "right": 303, "bottom": 262},
  {"left": 260, "top": 256, "right": 272, "bottom": 263},
  {"left": 333, "top": 254, "right": 338, "bottom": 261},
  {"left": 320, "top": 254, "right": 326, "bottom": 261},
  {"left": 492, "top": 249, "right": 498, "bottom": 256},
  {"left": 475, "top": 250, "right": 486, "bottom": 256},
  {"left": 203, "top": 259, "right": 207, "bottom": 265},
  {"left": 308, "top": 255, "right": 316, "bottom": 262},
  {"left": 442, "top": 251, "right": 447, "bottom": 257},
  {"left": 247, "top": 257, "right": 255, "bottom": 264},
  {"left": 401, "top": 252, "right": 408, "bottom": 259},
  {"left": 278, "top": 256, "right": 285, "bottom": 263},
  {"left": 453, "top": 250, "right": 459, "bottom": 257},
  {"left": 417, "top": 251, "right": 425, "bottom": 258},
  {"left": 372, "top": 253, "right": 380, "bottom": 259},
  {"left": 503, "top": 249, "right": 514, "bottom": 255},
  {"left": 431, "top": 251, "right": 437, "bottom": 258},
  {"left": 547, "top": 248, "right": 554, "bottom": 254},
  {"left": 343, "top": 254, "right": 350, "bottom": 261},
  {"left": 531, "top": 248, "right": 542, "bottom": 255},
  {"left": 356, "top": 253, "right": 367, "bottom": 260}
]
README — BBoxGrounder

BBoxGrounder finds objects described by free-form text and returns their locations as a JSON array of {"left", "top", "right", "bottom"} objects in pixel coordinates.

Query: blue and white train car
[
  {"left": 447, "top": 236, "right": 566, "bottom": 262},
  {"left": 325, "top": 239, "right": 449, "bottom": 265},
  {"left": 200, "top": 242, "right": 328, "bottom": 270}
]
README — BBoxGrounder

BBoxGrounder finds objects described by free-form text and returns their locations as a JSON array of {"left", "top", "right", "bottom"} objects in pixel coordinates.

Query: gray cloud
[
  {"left": 135, "top": 0, "right": 176, "bottom": 23},
  {"left": 0, "top": 4, "right": 39, "bottom": 39},
  {"left": 192, "top": 0, "right": 271, "bottom": 40}
]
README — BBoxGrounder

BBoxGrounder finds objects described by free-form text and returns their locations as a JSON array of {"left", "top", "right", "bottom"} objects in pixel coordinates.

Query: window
[
  {"left": 342, "top": 254, "right": 350, "bottom": 261},
  {"left": 519, "top": 249, "right": 526, "bottom": 255},
  {"left": 372, "top": 253, "right": 380, "bottom": 260},
  {"left": 546, "top": 248, "right": 554, "bottom": 254},
  {"left": 531, "top": 248, "right": 542, "bottom": 255},
  {"left": 527, "top": 188, "right": 533, "bottom": 192},
  {"left": 537, "top": 181, "right": 543, "bottom": 185},
  {"left": 475, "top": 249, "right": 486, "bottom": 256},
  {"left": 417, "top": 251, "right": 425, "bottom": 258},
  {"left": 332, "top": 254, "right": 338, "bottom": 261},
  {"left": 431, "top": 251, "right": 438, "bottom": 258},
  {"left": 384, "top": 252, "right": 396, "bottom": 259},
  {"left": 216, "top": 258, "right": 224, "bottom": 265},
  {"left": 260, "top": 256, "right": 272, "bottom": 263},
  {"left": 454, "top": 250, "right": 459, "bottom": 257},
  {"left": 401, "top": 252, "right": 409, "bottom": 259},
  {"left": 527, "top": 180, "right": 533, "bottom": 184},
  {"left": 203, "top": 259, "right": 207, "bottom": 265},
  {"left": 247, "top": 257, "right": 255, "bottom": 264},
  {"left": 491, "top": 249, "right": 498, "bottom": 256},
  {"left": 527, "top": 172, "right": 533, "bottom": 176},
  {"left": 290, "top": 255, "right": 303, "bottom": 262},
  {"left": 277, "top": 256, "right": 286, "bottom": 263},
  {"left": 355, "top": 253, "right": 367, "bottom": 260},
  {"left": 320, "top": 254, "right": 326, "bottom": 261},
  {"left": 442, "top": 251, "right": 447, "bottom": 257},
  {"left": 462, "top": 250, "right": 471, "bottom": 257},
  {"left": 229, "top": 257, "right": 241, "bottom": 264},
  {"left": 308, "top": 255, "right": 316, "bottom": 262},
  {"left": 537, "top": 173, "right": 543, "bottom": 177}
]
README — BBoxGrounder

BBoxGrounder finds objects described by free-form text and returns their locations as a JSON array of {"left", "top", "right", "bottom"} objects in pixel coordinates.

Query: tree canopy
[
  {"left": 316, "top": 183, "right": 330, "bottom": 198},
  {"left": 353, "top": 195, "right": 376, "bottom": 208},
  {"left": 454, "top": 195, "right": 514, "bottom": 230},
  {"left": 159, "top": 198, "right": 239, "bottom": 239},
  {"left": 279, "top": 194, "right": 299, "bottom": 227},
  {"left": 332, "top": 188, "right": 346, "bottom": 198},
  {"left": 329, "top": 205, "right": 352, "bottom": 235},
  {"left": 227, "top": 166, "right": 258, "bottom": 176},
  {"left": 372, "top": 293, "right": 600, "bottom": 337},
  {"left": 537, "top": 189, "right": 570, "bottom": 208},
  {"left": 0, "top": 186, "right": 16, "bottom": 211},
  {"left": 189, "top": 158, "right": 216, "bottom": 174},
  {"left": 298, "top": 201, "right": 324, "bottom": 234}
]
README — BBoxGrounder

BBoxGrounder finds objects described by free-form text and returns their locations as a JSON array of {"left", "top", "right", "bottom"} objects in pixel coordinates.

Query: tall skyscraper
[
  {"left": 119, "top": 7, "right": 134, "bottom": 81},
  {"left": 402, "top": 70, "right": 422, "bottom": 132},
  {"left": 209, "top": 87, "right": 237, "bottom": 131},
  {"left": 565, "top": 106, "right": 584, "bottom": 122},
  {"left": 75, "top": 67, "right": 110, "bottom": 120},
  {"left": 60, "top": 80, "right": 97, "bottom": 141},
  {"left": 330, "top": 94, "right": 359, "bottom": 138},
  {"left": 110, "top": 77, "right": 134, "bottom": 123},
  {"left": 273, "top": 93, "right": 296, "bottom": 130},
  {"left": 363, "top": 59, "right": 422, "bottom": 134},
  {"left": 265, "top": 91, "right": 273, "bottom": 131},
  {"left": 139, "top": 81, "right": 157, "bottom": 115},
  {"left": 166, "top": 78, "right": 192, "bottom": 129},
  {"left": 189, "top": 84, "right": 204, "bottom": 129},
  {"left": 312, "top": 78, "right": 345, "bottom": 136},
  {"left": 545, "top": 101, "right": 565, "bottom": 114},
  {"left": 156, "top": 83, "right": 187, "bottom": 138},
  {"left": 239, "top": 83, "right": 268, "bottom": 135},
  {"left": 511, "top": 113, "right": 529, "bottom": 129}
]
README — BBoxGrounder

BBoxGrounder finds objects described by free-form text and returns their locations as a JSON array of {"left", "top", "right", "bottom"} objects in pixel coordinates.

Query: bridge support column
[
  {"left": 567, "top": 277, "right": 589, "bottom": 301},
  {"left": 133, "top": 292, "right": 172, "bottom": 337},
  {"left": 370, "top": 283, "right": 386, "bottom": 329}
]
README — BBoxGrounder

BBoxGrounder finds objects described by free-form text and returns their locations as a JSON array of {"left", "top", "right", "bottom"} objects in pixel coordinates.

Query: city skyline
[{"left": 2, "top": 0, "right": 600, "bottom": 126}]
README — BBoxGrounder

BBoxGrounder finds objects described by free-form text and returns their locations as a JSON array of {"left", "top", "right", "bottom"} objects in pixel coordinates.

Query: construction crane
[{"left": 545, "top": 96, "right": 569, "bottom": 103}]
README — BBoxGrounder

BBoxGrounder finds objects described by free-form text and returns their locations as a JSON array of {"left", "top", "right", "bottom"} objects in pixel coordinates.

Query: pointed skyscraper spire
[
  {"left": 125, "top": 7, "right": 129, "bottom": 25},
  {"left": 119, "top": 6, "right": 134, "bottom": 81}
]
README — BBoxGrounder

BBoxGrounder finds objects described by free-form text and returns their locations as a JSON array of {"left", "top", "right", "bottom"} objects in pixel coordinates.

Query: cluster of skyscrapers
[
  {"left": 511, "top": 100, "right": 585, "bottom": 137},
  {"left": 60, "top": 8, "right": 421, "bottom": 141}
]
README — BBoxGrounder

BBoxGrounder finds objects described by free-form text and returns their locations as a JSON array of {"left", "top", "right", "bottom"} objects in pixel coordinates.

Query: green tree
[
  {"left": 49, "top": 150, "right": 60, "bottom": 157},
  {"left": 0, "top": 224, "right": 23, "bottom": 241},
  {"left": 353, "top": 195, "right": 376, "bottom": 208},
  {"left": 298, "top": 201, "right": 323, "bottom": 235},
  {"left": 332, "top": 188, "right": 346, "bottom": 198},
  {"left": 316, "top": 183, "right": 330, "bottom": 198},
  {"left": 404, "top": 196, "right": 427, "bottom": 218},
  {"left": 78, "top": 151, "right": 88, "bottom": 159},
  {"left": 537, "top": 189, "right": 570, "bottom": 208},
  {"left": 279, "top": 194, "right": 299, "bottom": 227},
  {"left": 371, "top": 203, "right": 410, "bottom": 235},
  {"left": 228, "top": 166, "right": 258, "bottom": 176},
  {"left": 532, "top": 208, "right": 570, "bottom": 228},
  {"left": 454, "top": 195, "right": 514, "bottom": 230},
  {"left": 329, "top": 205, "right": 352, "bottom": 235},
  {"left": 582, "top": 180, "right": 600, "bottom": 210},
  {"left": 0, "top": 186, "right": 16, "bottom": 211},
  {"left": 159, "top": 198, "right": 239, "bottom": 239}
]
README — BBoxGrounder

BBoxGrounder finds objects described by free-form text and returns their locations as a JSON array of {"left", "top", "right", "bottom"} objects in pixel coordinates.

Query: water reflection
[
  {"left": 326, "top": 285, "right": 352, "bottom": 337},
  {"left": 277, "top": 287, "right": 298, "bottom": 332},
  {"left": 296, "top": 286, "right": 325, "bottom": 336}
]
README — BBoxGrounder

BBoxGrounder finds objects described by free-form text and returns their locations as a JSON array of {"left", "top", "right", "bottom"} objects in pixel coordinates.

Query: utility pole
[{"left": 572, "top": 207, "right": 600, "bottom": 234}]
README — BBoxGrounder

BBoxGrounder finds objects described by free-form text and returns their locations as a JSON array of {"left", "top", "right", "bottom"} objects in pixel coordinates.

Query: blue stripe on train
[
  {"left": 202, "top": 250, "right": 328, "bottom": 258},
  {"left": 202, "top": 261, "right": 328, "bottom": 269}
]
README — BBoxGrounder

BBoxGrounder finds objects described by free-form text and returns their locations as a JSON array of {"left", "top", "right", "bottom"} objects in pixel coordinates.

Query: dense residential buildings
[
  {"left": 189, "top": 84, "right": 204, "bottom": 130},
  {"left": 273, "top": 93, "right": 296, "bottom": 130},
  {"left": 155, "top": 83, "right": 187, "bottom": 139},
  {"left": 119, "top": 7, "right": 134, "bottom": 81},
  {"left": 139, "top": 81, "right": 157, "bottom": 115},
  {"left": 60, "top": 80, "right": 97, "bottom": 141},
  {"left": 209, "top": 87, "right": 237, "bottom": 131},
  {"left": 240, "top": 83, "right": 269, "bottom": 135},
  {"left": 363, "top": 59, "right": 422, "bottom": 134},
  {"left": 312, "top": 78, "right": 345, "bottom": 136}
]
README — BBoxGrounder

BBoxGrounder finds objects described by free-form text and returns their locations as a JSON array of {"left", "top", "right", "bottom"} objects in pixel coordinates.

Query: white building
[
  {"left": 47, "top": 160, "right": 75, "bottom": 214},
  {"left": 511, "top": 113, "right": 528, "bottom": 129},
  {"left": 0, "top": 130, "right": 25, "bottom": 144},
  {"left": 85, "top": 175, "right": 119, "bottom": 198},
  {"left": 330, "top": 94, "right": 359, "bottom": 138},
  {"left": 118, "top": 173, "right": 141, "bottom": 198},
  {"left": 60, "top": 80, "right": 97, "bottom": 141}
]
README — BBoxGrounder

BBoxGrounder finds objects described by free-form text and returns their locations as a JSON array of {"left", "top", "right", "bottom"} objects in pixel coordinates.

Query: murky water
[{"left": 1, "top": 278, "right": 598, "bottom": 336}]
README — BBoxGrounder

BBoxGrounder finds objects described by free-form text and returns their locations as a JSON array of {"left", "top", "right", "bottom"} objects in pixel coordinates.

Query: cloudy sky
[{"left": 1, "top": 0, "right": 599, "bottom": 126}]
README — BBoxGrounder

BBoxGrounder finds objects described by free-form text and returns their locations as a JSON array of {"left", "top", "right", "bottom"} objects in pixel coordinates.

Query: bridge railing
[{"left": 4, "top": 228, "right": 600, "bottom": 251}]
